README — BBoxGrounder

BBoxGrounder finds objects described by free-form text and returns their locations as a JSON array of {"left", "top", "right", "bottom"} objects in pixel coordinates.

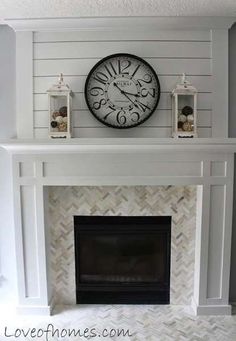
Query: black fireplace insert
[{"left": 74, "top": 216, "right": 171, "bottom": 304}]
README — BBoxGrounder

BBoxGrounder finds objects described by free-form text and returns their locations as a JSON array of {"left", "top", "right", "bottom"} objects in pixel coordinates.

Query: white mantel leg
[
  {"left": 192, "top": 179, "right": 234, "bottom": 315},
  {"left": 13, "top": 161, "right": 52, "bottom": 315}
]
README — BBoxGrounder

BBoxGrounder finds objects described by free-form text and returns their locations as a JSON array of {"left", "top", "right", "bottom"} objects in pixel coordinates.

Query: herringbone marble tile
[
  {"left": 1, "top": 305, "right": 236, "bottom": 341},
  {"left": 49, "top": 186, "right": 196, "bottom": 306}
]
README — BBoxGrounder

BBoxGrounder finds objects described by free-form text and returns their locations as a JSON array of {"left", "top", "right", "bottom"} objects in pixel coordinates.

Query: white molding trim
[
  {"left": 191, "top": 297, "right": 232, "bottom": 316},
  {"left": 2, "top": 138, "right": 236, "bottom": 154},
  {"left": 5, "top": 16, "right": 236, "bottom": 32},
  {"left": 16, "top": 31, "right": 33, "bottom": 138},
  {"left": 211, "top": 29, "right": 229, "bottom": 137},
  {"left": 16, "top": 305, "right": 52, "bottom": 316}
]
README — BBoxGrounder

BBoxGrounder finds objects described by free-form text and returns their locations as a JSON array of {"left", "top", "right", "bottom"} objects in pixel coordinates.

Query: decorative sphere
[
  {"left": 58, "top": 122, "right": 67, "bottom": 132},
  {"left": 59, "top": 106, "right": 67, "bottom": 117},
  {"left": 187, "top": 114, "right": 194, "bottom": 123},
  {"left": 52, "top": 111, "right": 60, "bottom": 119},
  {"left": 182, "top": 121, "right": 193, "bottom": 132},
  {"left": 182, "top": 106, "right": 193, "bottom": 116},
  {"left": 55, "top": 115, "right": 63, "bottom": 124},
  {"left": 178, "top": 114, "right": 187, "bottom": 123},
  {"left": 62, "top": 116, "right": 67, "bottom": 123},
  {"left": 50, "top": 121, "right": 58, "bottom": 128}
]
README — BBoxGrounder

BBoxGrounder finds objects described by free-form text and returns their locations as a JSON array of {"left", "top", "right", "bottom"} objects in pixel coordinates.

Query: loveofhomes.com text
[{"left": 2, "top": 324, "right": 134, "bottom": 339}]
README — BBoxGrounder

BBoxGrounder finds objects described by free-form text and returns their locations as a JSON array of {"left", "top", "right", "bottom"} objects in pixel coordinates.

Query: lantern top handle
[
  {"left": 58, "top": 73, "right": 64, "bottom": 84},
  {"left": 181, "top": 73, "right": 188, "bottom": 85},
  {"left": 172, "top": 73, "right": 197, "bottom": 94},
  {"left": 47, "top": 73, "right": 71, "bottom": 93}
]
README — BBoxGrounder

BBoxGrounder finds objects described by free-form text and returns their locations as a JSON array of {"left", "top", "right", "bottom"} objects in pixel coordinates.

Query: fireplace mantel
[
  {"left": 2, "top": 138, "right": 236, "bottom": 153},
  {"left": 1, "top": 138, "right": 236, "bottom": 315}
]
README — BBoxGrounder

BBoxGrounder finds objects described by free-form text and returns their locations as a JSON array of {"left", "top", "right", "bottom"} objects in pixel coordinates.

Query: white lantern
[
  {"left": 172, "top": 74, "right": 197, "bottom": 138},
  {"left": 47, "top": 74, "right": 72, "bottom": 138}
]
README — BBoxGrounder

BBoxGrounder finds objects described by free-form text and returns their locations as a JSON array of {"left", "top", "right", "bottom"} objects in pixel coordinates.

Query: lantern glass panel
[
  {"left": 177, "top": 94, "right": 194, "bottom": 133},
  {"left": 49, "top": 95, "right": 68, "bottom": 134}
]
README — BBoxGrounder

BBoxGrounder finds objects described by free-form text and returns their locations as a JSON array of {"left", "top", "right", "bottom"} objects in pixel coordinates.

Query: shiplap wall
[{"left": 33, "top": 30, "right": 212, "bottom": 138}]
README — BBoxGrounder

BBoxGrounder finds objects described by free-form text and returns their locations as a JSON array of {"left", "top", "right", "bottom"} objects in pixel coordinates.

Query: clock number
[
  {"left": 135, "top": 99, "right": 151, "bottom": 112},
  {"left": 89, "top": 87, "right": 105, "bottom": 96},
  {"left": 109, "top": 62, "right": 118, "bottom": 75},
  {"left": 93, "top": 71, "right": 109, "bottom": 85},
  {"left": 104, "top": 106, "right": 116, "bottom": 120},
  {"left": 131, "top": 64, "right": 141, "bottom": 77},
  {"left": 92, "top": 98, "right": 106, "bottom": 110},
  {"left": 118, "top": 60, "right": 131, "bottom": 75},
  {"left": 137, "top": 74, "right": 152, "bottom": 87},
  {"left": 130, "top": 111, "right": 141, "bottom": 123},
  {"left": 116, "top": 110, "right": 127, "bottom": 125},
  {"left": 141, "top": 88, "right": 156, "bottom": 98},
  {"left": 104, "top": 62, "right": 118, "bottom": 77}
]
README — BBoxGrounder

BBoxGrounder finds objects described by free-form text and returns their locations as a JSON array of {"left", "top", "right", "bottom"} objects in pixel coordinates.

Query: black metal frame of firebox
[{"left": 74, "top": 215, "right": 171, "bottom": 304}]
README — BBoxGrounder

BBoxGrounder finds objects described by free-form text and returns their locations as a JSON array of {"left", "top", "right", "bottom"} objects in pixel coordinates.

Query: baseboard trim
[
  {"left": 191, "top": 297, "right": 232, "bottom": 316},
  {"left": 16, "top": 305, "right": 52, "bottom": 316}
]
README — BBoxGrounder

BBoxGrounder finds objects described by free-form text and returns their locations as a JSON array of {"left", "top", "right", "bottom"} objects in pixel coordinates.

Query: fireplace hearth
[{"left": 74, "top": 216, "right": 171, "bottom": 304}]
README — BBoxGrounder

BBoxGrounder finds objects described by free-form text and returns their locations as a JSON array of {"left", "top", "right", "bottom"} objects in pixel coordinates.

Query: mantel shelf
[{"left": 1, "top": 138, "right": 236, "bottom": 154}]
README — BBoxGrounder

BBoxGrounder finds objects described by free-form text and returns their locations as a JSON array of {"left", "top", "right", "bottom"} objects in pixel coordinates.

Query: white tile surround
[
  {"left": 1, "top": 138, "right": 236, "bottom": 316},
  {"left": 49, "top": 185, "right": 196, "bottom": 305}
]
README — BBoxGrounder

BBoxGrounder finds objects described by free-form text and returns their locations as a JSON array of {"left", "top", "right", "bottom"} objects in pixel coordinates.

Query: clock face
[{"left": 85, "top": 53, "right": 161, "bottom": 129}]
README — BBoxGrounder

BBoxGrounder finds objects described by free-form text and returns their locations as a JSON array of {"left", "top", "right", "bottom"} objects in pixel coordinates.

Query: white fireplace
[{"left": 2, "top": 138, "right": 236, "bottom": 316}]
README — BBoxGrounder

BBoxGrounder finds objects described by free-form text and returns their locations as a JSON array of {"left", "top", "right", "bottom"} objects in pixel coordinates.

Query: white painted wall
[
  {"left": 229, "top": 22, "right": 236, "bottom": 302},
  {"left": 0, "top": 25, "right": 16, "bottom": 139},
  {"left": 0, "top": 25, "right": 17, "bottom": 307}
]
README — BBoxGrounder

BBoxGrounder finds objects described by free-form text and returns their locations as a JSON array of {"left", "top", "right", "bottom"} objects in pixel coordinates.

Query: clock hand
[
  {"left": 122, "top": 90, "right": 139, "bottom": 97},
  {"left": 113, "top": 82, "right": 140, "bottom": 107},
  {"left": 113, "top": 82, "right": 125, "bottom": 93},
  {"left": 113, "top": 83, "right": 137, "bottom": 107},
  {"left": 121, "top": 92, "right": 137, "bottom": 107},
  {"left": 113, "top": 82, "right": 139, "bottom": 97}
]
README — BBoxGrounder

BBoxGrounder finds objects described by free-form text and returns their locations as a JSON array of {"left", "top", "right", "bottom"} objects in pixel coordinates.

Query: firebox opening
[{"left": 74, "top": 216, "right": 171, "bottom": 304}]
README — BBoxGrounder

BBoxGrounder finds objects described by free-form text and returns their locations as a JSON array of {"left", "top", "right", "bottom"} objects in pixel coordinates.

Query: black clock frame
[{"left": 84, "top": 53, "right": 161, "bottom": 129}]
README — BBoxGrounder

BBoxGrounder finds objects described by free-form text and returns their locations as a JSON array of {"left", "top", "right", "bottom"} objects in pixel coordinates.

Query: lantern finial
[
  {"left": 181, "top": 73, "right": 191, "bottom": 88},
  {"left": 58, "top": 73, "right": 64, "bottom": 85},
  {"left": 47, "top": 73, "right": 70, "bottom": 92}
]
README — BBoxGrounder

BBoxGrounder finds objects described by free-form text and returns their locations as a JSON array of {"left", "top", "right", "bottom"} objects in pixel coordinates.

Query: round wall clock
[{"left": 84, "top": 53, "right": 161, "bottom": 129}]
